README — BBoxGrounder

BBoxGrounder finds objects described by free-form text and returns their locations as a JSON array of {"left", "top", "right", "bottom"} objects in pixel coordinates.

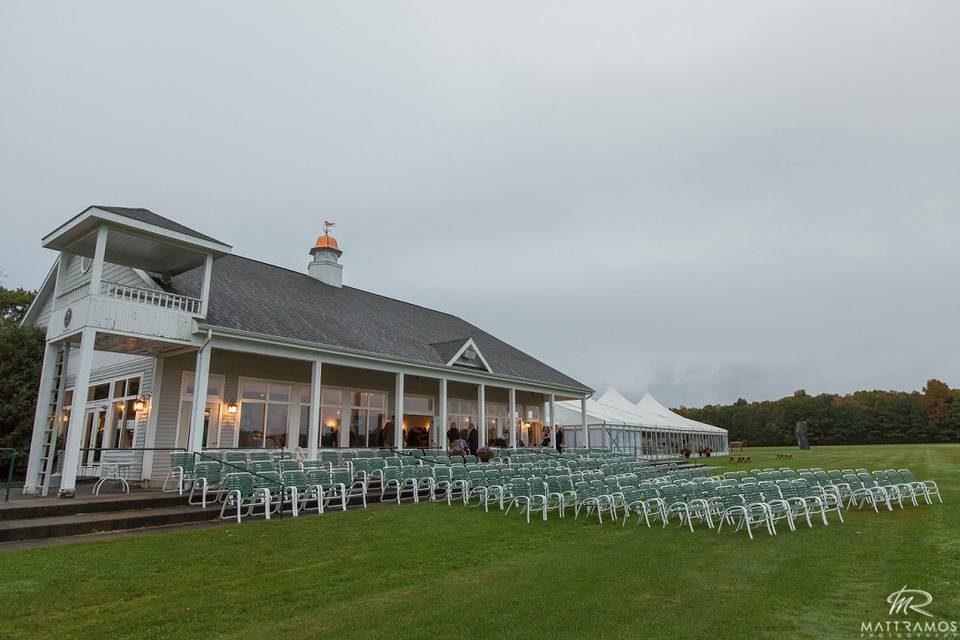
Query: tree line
[
  {"left": 675, "top": 382, "right": 960, "bottom": 446},
  {"left": 0, "top": 286, "right": 44, "bottom": 478}
]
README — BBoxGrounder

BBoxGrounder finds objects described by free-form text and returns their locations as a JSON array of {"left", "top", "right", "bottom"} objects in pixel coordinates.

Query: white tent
[
  {"left": 554, "top": 387, "right": 728, "bottom": 457},
  {"left": 637, "top": 392, "right": 726, "bottom": 434}
]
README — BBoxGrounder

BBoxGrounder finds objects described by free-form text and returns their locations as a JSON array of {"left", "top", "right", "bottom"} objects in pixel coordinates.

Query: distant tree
[
  {"left": 0, "top": 287, "right": 37, "bottom": 325},
  {"left": 919, "top": 379, "right": 952, "bottom": 431},
  {"left": 0, "top": 286, "right": 43, "bottom": 478},
  {"left": 679, "top": 380, "right": 959, "bottom": 447}
]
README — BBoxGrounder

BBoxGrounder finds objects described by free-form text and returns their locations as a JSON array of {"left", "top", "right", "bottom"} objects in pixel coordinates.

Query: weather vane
[{"left": 323, "top": 220, "right": 335, "bottom": 236}]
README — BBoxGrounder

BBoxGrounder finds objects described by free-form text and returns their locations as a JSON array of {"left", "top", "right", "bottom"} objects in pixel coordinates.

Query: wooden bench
[
  {"left": 728, "top": 455, "right": 752, "bottom": 463},
  {"left": 776, "top": 453, "right": 793, "bottom": 460}
]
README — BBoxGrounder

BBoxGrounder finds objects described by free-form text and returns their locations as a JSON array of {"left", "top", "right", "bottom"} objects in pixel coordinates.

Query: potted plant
[
  {"left": 679, "top": 447, "right": 692, "bottom": 459},
  {"left": 476, "top": 446, "right": 494, "bottom": 463},
  {"left": 697, "top": 447, "right": 713, "bottom": 458}
]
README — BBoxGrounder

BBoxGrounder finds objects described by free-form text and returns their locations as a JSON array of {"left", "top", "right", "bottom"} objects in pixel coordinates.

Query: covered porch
[{"left": 146, "top": 336, "right": 591, "bottom": 483}]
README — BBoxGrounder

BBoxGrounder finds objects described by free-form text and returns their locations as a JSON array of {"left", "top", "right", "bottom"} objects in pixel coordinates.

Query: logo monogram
[{"left": 887, "top": 586, "right": 934, "bottom": 618}]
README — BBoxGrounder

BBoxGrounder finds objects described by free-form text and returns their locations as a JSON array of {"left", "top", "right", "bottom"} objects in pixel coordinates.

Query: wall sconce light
[
  {"left": 203, "top": 407, "right": 211, "bottom": 418},
  {"left": 226, "top": 400, "right": 238, "bottom": 415},
  {"left": 133, "top": 395, "right": 147, "bottom": 412}
]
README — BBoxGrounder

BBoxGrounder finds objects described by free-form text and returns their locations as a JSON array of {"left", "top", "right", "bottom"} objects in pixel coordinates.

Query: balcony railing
[
  {"left": 54, "top": 283, "right": 91, "bottom": 309},
  {"left": 100, "top": 281, "right": 203, "bottom": 314}
]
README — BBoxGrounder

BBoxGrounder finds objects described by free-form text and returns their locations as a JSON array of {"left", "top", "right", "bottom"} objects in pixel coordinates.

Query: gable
[{"left": 443, "top": 338, "right": 492, "bottom": 372}]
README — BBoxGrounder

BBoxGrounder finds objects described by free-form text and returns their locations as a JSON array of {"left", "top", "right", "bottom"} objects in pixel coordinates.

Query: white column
[
  {"left": 394, "top": 372, "right": 404, "bottom": 450},
  {"left": 88, "top": 225, "right": 109, "bottom": 295},
  {"left": 508, "top": 388, "right": 517, "bottom": 448},
  {"left": 199, "top": 253, "right": 214, "bottom": 317},
  {"left": 53, "top": 252, "right": 71, "bottom": 300},
  {"left": 59, "top": 328, "right": 96, "bottom": 497},
  {"left": 548, "top": 394, "right": 556, "bottom": 450},
  {"left": 140, "top": 357, "right": 164, "bottom": 481},
  {"left": 308, "top": 358, "right": 322, "bottom": 458},
  {"left": 580, "top": 397, "right": 588, "bottom": 449},
  {"left": 477, "top": 384, "right": 486, "bottom": 448},
  {"left": 438, "top": 378, "right": 448, "bottom": 450},
  {"left": 23, "top": 341, "right": 63, "bottom": 493},
  {"left": 188, "top": 342, "right": 212, "bottom": 453}
]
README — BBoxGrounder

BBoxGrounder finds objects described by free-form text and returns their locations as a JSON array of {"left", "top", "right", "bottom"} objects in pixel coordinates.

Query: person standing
[
  {"left": 467, "top": 422, "right": 479, "bottom": 456},
  {"left": 555, "top": 426, "right": 565, "bottom": 454},
  {"left": 381, "top": 416, "right": 395, "bottom": 448},
  {"left": 540, "top": 426, "right": 550, "bottom": 448},
  {"left": 446, "top": 422, "right": 459, "bottom": 446}
]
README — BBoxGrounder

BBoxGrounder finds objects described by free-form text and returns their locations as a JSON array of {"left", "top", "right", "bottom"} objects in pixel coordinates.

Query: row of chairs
[{"left": 449, "top": 464, "right": 942, "bottom": 538}]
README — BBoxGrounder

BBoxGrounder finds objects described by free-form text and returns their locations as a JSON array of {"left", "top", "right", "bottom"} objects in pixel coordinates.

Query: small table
[{"left": 93, "top": 462, "right": 132, "bottom": 495}]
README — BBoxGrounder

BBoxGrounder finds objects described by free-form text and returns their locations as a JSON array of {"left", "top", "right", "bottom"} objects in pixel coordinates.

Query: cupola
[{"left": 307, "top": 220, "right": 343, "bottom": 287}]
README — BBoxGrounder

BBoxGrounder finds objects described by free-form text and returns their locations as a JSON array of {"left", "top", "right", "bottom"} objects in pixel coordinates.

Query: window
[
  {"left": 447, "top": 398, "right": 477, "bottom": 436},
  {"left": 320, "top": 388, "right": 343, "bottom": 448},
  {"left": 289, "top": 385, "right": 347, "bottom": 450},
  {"left": 87, "top": 383, "right": 110, "bottom": 402},
  {"left": 404, "top": 394, "right": 433, "bottom": 415},
  {"left": 238, "top": 379, "right": 290, "bottom": 448},
  {"left": 517, "top": 405, "right": 542, "bottom": 447},
  {"left": 109, "top": 376, "right": 143, "bottom": 449},
  {"left": 485, "top": 402, "right": 509, "bottom": 444},
  {"left": 176, "top": 372, "right": 225, "bottom": 449},
  {"left": 349, "top": 391, "right": 387, "bottom": 448}
]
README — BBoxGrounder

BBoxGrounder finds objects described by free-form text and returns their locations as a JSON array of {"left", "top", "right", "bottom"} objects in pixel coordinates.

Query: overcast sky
[{"left": 2, "top": 2, "right": 958, "bottom": 407}]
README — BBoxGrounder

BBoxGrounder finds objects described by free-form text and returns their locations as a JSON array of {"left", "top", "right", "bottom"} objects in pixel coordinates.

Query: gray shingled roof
[
  {"left": 94, "top": 206, "right": 227, "bottom": 245},
  {"left": 170, "top": 255, "right": 590, "bottom": 392}
]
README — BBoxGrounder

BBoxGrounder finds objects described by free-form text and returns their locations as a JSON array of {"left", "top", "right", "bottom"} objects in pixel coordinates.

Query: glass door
[
  {"left": 81, "top": 407, "right": 108, "bottom": 468},
  {"left": 203, "top": 403, "right": 221, "bottom": 448}
]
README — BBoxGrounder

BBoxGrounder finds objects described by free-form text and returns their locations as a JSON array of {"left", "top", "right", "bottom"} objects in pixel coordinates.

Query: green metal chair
[
  {"left": 188, "top": 461, "right": 222, "bottom": 508},
  {"left": 163, "top": 451, "right": 195, "bottom": 494}
]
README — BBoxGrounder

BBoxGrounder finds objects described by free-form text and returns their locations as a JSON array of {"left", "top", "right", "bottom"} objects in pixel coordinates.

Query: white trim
[
  {"left": 59, "top": 327, "right": 96, "bottom": 494},
  {"left": 202, "top": 327, "right": 592, "bottom": 399},
  {"left": 438, "top": 378, "right": 448, "bottom": 449},
  {"left": 199, "top": 253, "right": 213, "bottom": 317},
  {"left": 42, "top": 207, "right": 232, "bottom": 255},
  {"left": 477, "top": 384, "right": 486, "bottom": 448},
  {"left": 508, "top": 388, "right": 517, "bottom": 448},
  {"left": 87, "top": 225, "right": 109, "bottom": 295},
  {"left": 394, "top": 372, "right": 404, "bottom": 450},
  {"left": 308, "top": 359, "right": 322, "bottom": 458},
  {"left": 445, "top": 338, "right": 492, "bottom": 373},
  {"left": 20, "top": 259, "right": 59, "bottom": 328}
]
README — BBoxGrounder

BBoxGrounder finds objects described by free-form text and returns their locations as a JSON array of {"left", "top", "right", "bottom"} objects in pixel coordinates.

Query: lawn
[{"left": 0, "top": 444, "right": 957, "bottom": 640}]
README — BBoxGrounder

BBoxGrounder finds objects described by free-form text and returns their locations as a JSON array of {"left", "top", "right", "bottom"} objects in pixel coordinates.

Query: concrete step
[
  {"left": 0, "top": 505, "right": 220, "bottom": 543},
  {"left": 0, "top": 492, "right": 189, "bottom": 521}
]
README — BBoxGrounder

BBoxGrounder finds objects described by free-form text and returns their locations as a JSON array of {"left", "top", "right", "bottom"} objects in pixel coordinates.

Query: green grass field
[{"left": 0, "top": 444, "right": 957, "bottom": 640}]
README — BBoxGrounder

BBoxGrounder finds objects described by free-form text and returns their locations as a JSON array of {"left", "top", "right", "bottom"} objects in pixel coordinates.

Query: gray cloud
[{"left": 2, "top": 1, "right": 958, "bottom": 406}]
